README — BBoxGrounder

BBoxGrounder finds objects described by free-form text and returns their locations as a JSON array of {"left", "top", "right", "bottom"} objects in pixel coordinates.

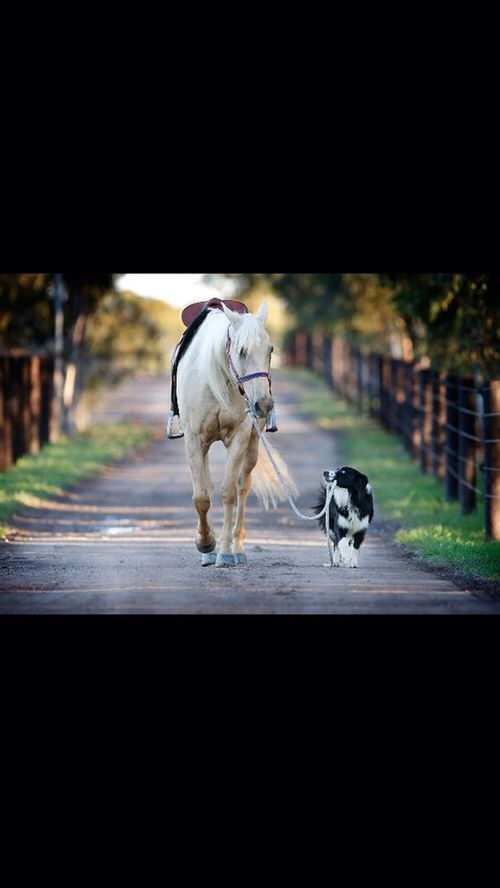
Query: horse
[{"left": 175, "top": 299, "right": 298, "bottom": 567}]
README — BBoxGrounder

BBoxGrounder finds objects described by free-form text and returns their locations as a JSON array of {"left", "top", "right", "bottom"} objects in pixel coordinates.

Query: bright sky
[{"left": 116, "top": 274, "right": 231, "bottom": 308}]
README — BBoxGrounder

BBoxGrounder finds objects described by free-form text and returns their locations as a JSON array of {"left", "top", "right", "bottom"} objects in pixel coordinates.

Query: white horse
[{"left": 176, "top": 300, "right": 298, "bottom": 567}]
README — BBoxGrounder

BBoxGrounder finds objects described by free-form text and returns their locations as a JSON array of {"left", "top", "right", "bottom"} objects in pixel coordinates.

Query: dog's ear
[{"left": 356, "top": 473, "right": 369, "bottom": 495}]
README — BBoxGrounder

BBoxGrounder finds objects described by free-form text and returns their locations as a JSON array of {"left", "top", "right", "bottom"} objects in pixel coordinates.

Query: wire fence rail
[
  {"left": 0, "top": 352, "right": 55, "bottom": 471},
  {"left": 286, "top": 331, "right": 500, "bottom": 541}
]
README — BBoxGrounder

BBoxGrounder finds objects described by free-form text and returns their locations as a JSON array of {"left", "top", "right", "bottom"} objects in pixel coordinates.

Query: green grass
[
  {"left": 0, "top": 422, "right": 152, "bottom": 539},
  {"left": 286, "top": 368, "right": 500, "bottom": 583}
]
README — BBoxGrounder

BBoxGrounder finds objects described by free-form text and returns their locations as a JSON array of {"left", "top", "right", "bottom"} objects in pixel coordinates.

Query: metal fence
[
  {"left": 0, "top": 353, "right": 55, "bottom": 471},
  {"left": 286, "top": 331, "right": 500, "bottom": 541}
]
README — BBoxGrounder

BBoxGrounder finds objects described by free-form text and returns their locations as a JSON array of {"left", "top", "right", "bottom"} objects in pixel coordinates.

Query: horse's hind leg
[{"left": 185, "top": 434, "right": 216, "bottom": 565}]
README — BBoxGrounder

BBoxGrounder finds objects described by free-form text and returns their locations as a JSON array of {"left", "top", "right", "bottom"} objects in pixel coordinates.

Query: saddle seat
[{"left": 181, "top": 297, "right": 248, "bottom": 327}]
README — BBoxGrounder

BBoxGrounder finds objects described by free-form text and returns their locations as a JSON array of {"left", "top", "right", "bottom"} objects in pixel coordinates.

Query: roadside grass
[
  {"left": 286, "top": 368, "right": 500, "bottom": 583},
  {"left": 0, "top": 422, "right": 152, "bottom": 539}
]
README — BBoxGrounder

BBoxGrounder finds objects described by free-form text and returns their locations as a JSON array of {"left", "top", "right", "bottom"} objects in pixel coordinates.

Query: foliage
[
  {"left": 0, "top": 273, "right": 116, "bottom": 350},
  {"left": 0, "top": 274, "right": 180, "bottom": 430},
  {"left": 206, "top": 273, "right": 500, "bottom": 377},
  {"left": 380, "top": 273, "right": 500, "bottom": 376},
  {"left": 83, "top": 290, "right": 182, "bottom": 388}
]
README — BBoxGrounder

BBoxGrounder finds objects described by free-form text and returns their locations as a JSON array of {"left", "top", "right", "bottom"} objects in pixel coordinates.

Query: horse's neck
[{"left": 180, "top": 311, "right": 231, "bottom": 401}]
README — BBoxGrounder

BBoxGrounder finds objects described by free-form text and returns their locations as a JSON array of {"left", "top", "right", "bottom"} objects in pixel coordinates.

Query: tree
[
  {"left": 205, "top": 273, "right": 500, "bottom": 377},
  {"left": 381, "top": 273, "right": 500, "bottom": 376},
  {"left": 0, "top": 274, "right": 179, "bottom": 433}
]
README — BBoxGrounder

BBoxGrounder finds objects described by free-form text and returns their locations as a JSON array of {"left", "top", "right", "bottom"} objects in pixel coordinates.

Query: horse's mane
[{"left": 177, "top": 307, "right": 267, "bottom": 410}]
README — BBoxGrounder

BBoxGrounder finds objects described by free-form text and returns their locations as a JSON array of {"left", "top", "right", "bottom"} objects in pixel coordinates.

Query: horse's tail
[{"left": 251, "top": 435, "right": 299, "bottom": 511}]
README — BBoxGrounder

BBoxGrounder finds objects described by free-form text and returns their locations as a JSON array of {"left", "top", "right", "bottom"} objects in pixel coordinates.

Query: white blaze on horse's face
[{"left": 221, "top": 300, "right": 275, "bottom": 418}]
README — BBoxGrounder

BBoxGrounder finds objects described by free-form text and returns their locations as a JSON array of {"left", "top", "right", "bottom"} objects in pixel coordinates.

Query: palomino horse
[{"left": 175, "top": 300, "right": 298, "bottom": 567}]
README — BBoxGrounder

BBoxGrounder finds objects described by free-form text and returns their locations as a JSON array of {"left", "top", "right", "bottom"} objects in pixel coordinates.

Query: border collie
[{"left": 315, "top": 466, "right": 374, "bottom": 568}]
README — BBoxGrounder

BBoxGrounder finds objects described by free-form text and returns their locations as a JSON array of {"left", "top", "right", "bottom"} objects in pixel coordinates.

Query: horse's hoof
[
  {"left": 233, "top": 553, "right": 247, "bottom": 565},
  {"left": 196, "top": 539, "right": 216, "bottom": 553},
  {"left": 215, "top": 553, "right": 235, "bottom": 567},
  {"left": 201, "top": 553, "right": 217, "bottom": 566}
]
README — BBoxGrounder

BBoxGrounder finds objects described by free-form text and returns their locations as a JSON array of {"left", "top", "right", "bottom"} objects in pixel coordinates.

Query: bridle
[
  {"left": 225, "top": 329, "right": 271, "bottom": 396},
  {"left": 225, "top": 328, "right": 277, "bottom": 432}
]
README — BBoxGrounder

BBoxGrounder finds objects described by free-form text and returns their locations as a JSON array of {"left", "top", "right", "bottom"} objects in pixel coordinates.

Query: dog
[{"left": 315, "top": 466, "right": 374, "bottom": 568}]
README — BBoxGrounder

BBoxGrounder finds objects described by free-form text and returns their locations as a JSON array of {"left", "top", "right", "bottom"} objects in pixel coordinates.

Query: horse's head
[{"left": 221, "top": 300, "right": 275, "bottom": 418}]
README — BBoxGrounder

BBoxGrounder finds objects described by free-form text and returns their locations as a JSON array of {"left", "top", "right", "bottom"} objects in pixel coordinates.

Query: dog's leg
[
  {"left": 324, "top": 530, "right": 340, "bottom": 567},
  {"left": 338, "top": 534, "right": 351, "bottom": 566},
  {"left": 349, "top": 531, "right": 366, "bottom": 568}
]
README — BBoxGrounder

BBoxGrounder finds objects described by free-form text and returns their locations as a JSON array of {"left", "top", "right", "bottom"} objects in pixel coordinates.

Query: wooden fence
[
  {"left": 0, "top": 353, "right": 54, "bottom": 471},
  {"left": 286, "top": 331, "right": 500, "bottom": 540}
]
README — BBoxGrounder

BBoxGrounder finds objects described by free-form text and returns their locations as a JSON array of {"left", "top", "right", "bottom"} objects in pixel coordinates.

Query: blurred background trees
[
  {"left": 1, "top": 271, "right": 497, "bottom": 439},
  {"left": 204, "top": 273, "right": 499, "bottom": 378},
  {"left": 0, "top": 274, "right": 180, "bottom": 432}
]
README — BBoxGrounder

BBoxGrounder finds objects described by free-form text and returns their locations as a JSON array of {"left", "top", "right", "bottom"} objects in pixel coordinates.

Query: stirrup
[
  {"left": 166, "top": 407, "right": 184, "bottom": 439},
  {"left": 266, "top": 406, "right": 278, "bottom": 433}
]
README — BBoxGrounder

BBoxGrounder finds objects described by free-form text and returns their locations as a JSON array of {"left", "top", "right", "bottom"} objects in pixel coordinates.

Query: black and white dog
[{"left": 315, "top": 466, "right": 374, "bottom": 568}]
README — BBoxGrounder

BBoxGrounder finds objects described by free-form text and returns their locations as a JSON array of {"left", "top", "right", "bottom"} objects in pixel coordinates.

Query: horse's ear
[
  {"left": 221, "top": 303, "right": 244, "bottom": 327},
  {"left": 256, "top": 300, "right": 268, "bottom": 324}
]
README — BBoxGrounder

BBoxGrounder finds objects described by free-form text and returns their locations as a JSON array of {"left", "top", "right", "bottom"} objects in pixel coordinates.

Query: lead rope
[{"left": 246, "top": 405, "right": 336, "bottom": 567}]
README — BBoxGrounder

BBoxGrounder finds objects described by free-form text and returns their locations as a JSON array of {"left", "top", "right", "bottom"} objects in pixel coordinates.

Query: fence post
[
  {"left": 39, "top": 356, "right": 54, "bottom": 446},
  {"left": 391, "top": 360, "right": 404, "bottom": 437},
  {"left": 483, "top": 380, "right": 500, "bottom": 540},
  {"left": 305, "top": 334, "right": 313, "bottom": 370},
  {"left": 343, "top": 342, "right": 350, "bottom": 400},
  {"left": 311, "top": 332, "right": 321, "bottom": 374},
  {"left": 419, "top": 368, "right": 432, "bottom": 473},
  {"left": 380, "top": 357, "right": 391, "bottom": 429},
  {"left": 330, "top": 338, "right": 337, "bottom": 392},
  {"left": 399, "top": 361, "right": 420, "bottom": 459},
  {"left": 9, "top": 356, "right": 26, "bottom": 463},
  {"left": 0, "top": 356, "right": 13, "bottom": 470},
  {"left": 354, "top": 349, "right": 363, "bottom": 413},
  {"left": 445, "top": 375, "right": 459, "bottom": 500},
  {"left": 295, "top": 331, "right": 306, "bottom": 367},
  {"left": 323, "top": 336, "right": 332, "bottom": 387},
  {"left": 431, "top": 370, "right": 446, "bottom": 479},
  {"left": 369, "top": 355, "right": 379, "bottom": 420},
  {"left": 458, "top": 378, "right": 477, "bottom": 514}
]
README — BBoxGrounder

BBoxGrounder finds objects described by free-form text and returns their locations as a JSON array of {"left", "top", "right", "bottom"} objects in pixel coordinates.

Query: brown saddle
[{"left": 181, "top": 297, "right": 248, "bottom": 327}]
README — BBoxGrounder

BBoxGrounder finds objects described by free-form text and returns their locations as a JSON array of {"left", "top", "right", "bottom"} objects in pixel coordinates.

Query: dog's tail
[
  {"left": 313, "top": 487, "right": 329, "bottom": 534},
  {"left": 251, "top": 435, "right": 299, "bottom": 511}
]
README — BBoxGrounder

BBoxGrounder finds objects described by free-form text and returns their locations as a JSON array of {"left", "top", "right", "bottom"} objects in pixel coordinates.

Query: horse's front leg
[
  {"left": 184, "top": 432, "right": 216, "bottom": 565},
  {"left": 231, "top": 431, "right": 259, "bottom": 565},
  {"left": 216, "top": 428, "right": 251, "bottom": 568}
]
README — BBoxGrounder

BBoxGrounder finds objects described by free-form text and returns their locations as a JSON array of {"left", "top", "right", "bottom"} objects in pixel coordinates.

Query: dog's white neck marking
[
  {"left": 333, "top": 487, "right": 350, "bottom": 509},
  {"left": 334, "top": 486, "right": 370, "bottom": 535}
]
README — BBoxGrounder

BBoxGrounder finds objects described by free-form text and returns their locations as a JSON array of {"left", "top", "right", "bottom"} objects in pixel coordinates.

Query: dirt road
[{"left": 1, "top": 372, "right": 498, "bottom": 613}]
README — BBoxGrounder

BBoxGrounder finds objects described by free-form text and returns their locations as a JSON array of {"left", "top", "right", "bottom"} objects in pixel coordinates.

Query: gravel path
[{"left": 1, "top": 372, "right": 498, "bottom": 613}]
